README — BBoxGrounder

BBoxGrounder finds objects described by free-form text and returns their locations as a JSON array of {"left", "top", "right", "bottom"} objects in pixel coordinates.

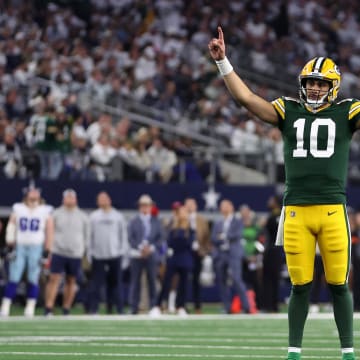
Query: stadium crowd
[{"left": 1, "top": 0, "right": 360, "bottom": 182}]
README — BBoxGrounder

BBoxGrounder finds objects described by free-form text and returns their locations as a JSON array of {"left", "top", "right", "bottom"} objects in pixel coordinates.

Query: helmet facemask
[{"left": 300, "top": 77, "right": 333, "bottom": 109}]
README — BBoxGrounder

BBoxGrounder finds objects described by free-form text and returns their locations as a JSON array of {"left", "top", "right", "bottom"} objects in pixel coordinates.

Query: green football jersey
[
  {"left": 272, "top": 97, "right": 360, "bottom": 205},
  {"left": 34, "top": 116, "right": 58, "bottom": 151}
]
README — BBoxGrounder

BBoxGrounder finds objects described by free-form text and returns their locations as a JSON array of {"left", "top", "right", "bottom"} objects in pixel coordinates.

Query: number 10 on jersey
[{"left": 293, "top": 118, "right": 335, "bottom": 158}]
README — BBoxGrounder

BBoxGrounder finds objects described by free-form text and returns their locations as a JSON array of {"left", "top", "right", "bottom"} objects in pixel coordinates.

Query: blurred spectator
[
  {"left": 231, "top": 118, "right": 259, "bottom": 152},
  {"left": 262, "top": 195, "right": 284, "bottom": 312},
  {"left": 239, "top": 204, "right": 262, "bottom": 305},
  {"left": 88, "top": 192, "right": 128, "bottom": 314},
  {"left": 211, "top": 199, "right": 250, "bottom": 314},
  {"left": 114, "top": 117, "right": 131, "bottom": 143},
  {"left": 54, "top": 107, "right": 73, "bottom": 163},
  {"left": 31, "top": 106, "right": 63, "bottom": 180},
  {"left": 90, "top": 133, "right": 116, "bottom": 181},
  {"left": 63, "top": 135, "right": 95, "bottom": 180},
  {"left": 134, "top": 46, "right": 157, "bottom": 83},
  {"left": 45, "top": 189, "right": 89, "bottom": 316},
  {"left": 135, "top": 79, "right": 159, "bottom": 106},
  {"left": 4, "top": 88, "right": 24, "bottom": 119},
  {"left": 153, "top": 205, "right": 195, "bottom": 316},
  {"left": 133, "top": 141, "right": 153, "bottom": 179},
  {"left": 163, "top": 201, "right": 182, "bottom": 232},
  {"left": 155, "top": 81, "right": 182, "bottom": 120},
  {"left": 86, "top": 113, "right": 112, "bottom": 146},
  {"left": 147, "top": 138, "right": 177, "bottom": 182},
  {"left": 128, "top": 194, "right": 164, "bottom": 315},
  {"left": 184, "top": 197, "right": 211, "bottom": 313},
  {"left": 115, "top": 140, "right": 145, "bottom": 181},
  {"left": 85, "top": 68, "right": 109, "bottom": 103},
  {"left": 0, "top": 126, "right": 22, "bottom": 178},
  {"left": 105, "top": 77, "right": 125, "bottom": 109}
]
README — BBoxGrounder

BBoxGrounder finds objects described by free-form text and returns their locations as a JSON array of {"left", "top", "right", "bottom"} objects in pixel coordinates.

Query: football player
[
  {"left": 209, "top": 27, "right": 357, "bottom": 360},
  {"left": 0, "top": 186, "right": 53, "bottom": 317}
]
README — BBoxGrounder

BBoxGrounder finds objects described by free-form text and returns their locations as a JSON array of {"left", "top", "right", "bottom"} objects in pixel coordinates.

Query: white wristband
[{"left": 215, "top": 57, "right": 233, "bottom": 76}]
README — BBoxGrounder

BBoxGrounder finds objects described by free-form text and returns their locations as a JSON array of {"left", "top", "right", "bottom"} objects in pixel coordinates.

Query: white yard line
[
  {"left": 0, "top": 351, "right": 339, "bottom": 359},
  {"left": 0, "top": 313, "right": 349, "bottom": 322},
  {"left": 0, "top": 336, "right": 167, "bottom": 342},
  {"left": 0, "top": 333, "right": 342, "bottom": 344},
  {"left": 0, "top": 338, "right": 341, "bottom": 344},
  {"left": 0, "top": 341, "right": 341, "bottom": 352}
]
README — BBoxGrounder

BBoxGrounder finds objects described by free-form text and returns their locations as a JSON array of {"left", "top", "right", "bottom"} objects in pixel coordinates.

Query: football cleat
[
  {"left": 286, "top": 352, "right": 301, "bottom": 360},
  {"left": 342, "top": 353, "right": 355, "bottom": 360}
]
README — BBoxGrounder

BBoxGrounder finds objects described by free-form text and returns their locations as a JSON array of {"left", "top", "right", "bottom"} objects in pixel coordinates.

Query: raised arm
[{"left": 208, "top": 27, "right": 279, "bottom": 125}]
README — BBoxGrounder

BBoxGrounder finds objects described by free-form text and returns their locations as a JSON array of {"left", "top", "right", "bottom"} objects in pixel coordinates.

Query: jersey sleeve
[
  {"left": 348, "top": 100, "right": 360, "bottom": 133},
  {"left": 271, "top": 97, "right": 285, "bottom": 130}
]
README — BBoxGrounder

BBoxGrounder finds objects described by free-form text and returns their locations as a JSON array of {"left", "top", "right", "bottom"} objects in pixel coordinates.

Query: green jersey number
[{"left": 293, "top": 118, "right": 335, "bottom": 158}]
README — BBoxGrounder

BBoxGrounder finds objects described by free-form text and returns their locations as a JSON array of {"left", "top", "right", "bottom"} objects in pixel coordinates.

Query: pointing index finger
[{"left": 218, "top": 26, "right": 224, "bottom": 41}]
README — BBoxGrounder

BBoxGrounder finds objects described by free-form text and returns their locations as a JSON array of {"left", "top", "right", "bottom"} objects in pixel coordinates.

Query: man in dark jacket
[
  {"left": 128, "top": 194, "right": 164, "bottom": 314},
  {"left": 211, "top": 199, "right": 250, "bottom": 314}
]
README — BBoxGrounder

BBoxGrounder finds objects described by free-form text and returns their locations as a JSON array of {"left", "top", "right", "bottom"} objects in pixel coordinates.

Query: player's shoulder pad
[
  {"left": 12, "top": 203, "right": 24, "bottom": 213},
  {"left": 346, "top": 99, "right": 360, "bottom": 120},
  {"left": 272, "top": 96, "right": 300, "bottom": 121},
  {"left": 283, "top": 96, "right": 299, "bottom": 103},
  {"left": 271, "top": 97, "right": 285, "bottom": 120},
  {"left": 336, "top": 98, "right": 354, "bottom": 104}
]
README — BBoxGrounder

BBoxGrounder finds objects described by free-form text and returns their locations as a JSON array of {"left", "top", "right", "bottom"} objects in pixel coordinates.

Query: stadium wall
[{"left": 0, "top": 179, "right": 276, "bottom": 212}]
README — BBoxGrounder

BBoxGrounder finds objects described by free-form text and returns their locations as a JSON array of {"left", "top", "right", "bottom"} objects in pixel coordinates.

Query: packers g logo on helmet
[{"left": 299, "top": 57, "right": 341, "bottom": 108}]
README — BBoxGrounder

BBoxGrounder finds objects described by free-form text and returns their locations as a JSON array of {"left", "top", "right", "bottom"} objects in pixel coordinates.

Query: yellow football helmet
[{"left": 299, "top": 57, "right": 341, "bottom": 108}]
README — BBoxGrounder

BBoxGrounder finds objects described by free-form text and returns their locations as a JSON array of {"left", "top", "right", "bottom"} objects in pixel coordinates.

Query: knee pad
[
  {"left": 287, "top": 264, "right": 314, "bottom": 285},
  {"left": 325, "top": 263, "right": 348, "bottom": 285}
]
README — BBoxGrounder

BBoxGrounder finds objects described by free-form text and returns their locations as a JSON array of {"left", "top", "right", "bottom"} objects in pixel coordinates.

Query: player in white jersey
[{"left": 0, "top": 187, "right": 54, "bottom": 317}]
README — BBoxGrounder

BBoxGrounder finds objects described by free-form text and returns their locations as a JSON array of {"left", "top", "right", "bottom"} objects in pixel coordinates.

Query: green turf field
[{"left": 0, "top": 313, "right": 358, "bottom": 360}]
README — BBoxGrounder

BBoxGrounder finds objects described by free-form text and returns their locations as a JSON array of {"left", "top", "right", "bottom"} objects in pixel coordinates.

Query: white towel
[{"left": 275, "top": 206, "right": 285, "bottom": 246}]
